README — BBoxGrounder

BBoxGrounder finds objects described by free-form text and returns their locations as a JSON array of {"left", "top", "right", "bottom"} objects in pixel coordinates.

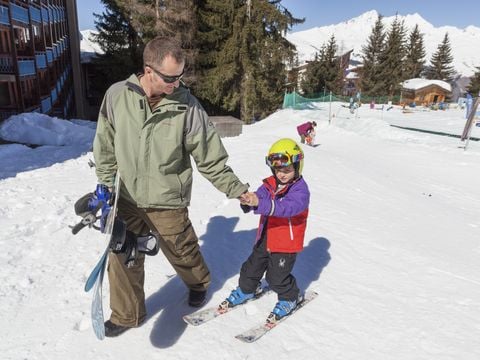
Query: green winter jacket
[{"left": 93, "top": 74, "right": 248, "bottom": 208}]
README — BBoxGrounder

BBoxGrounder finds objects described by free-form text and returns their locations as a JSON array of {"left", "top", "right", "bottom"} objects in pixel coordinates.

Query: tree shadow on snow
[{"left": 146, "top": 215, "right": 256, "bottom": 348}]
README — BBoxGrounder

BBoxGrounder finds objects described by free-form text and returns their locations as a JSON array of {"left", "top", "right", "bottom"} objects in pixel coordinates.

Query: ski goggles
[
  {"left": 147, "top": 64, "right": 184, "bottom": 83},
  {"left": 266, "top": 152, "right": 303, "bottom": 168}
]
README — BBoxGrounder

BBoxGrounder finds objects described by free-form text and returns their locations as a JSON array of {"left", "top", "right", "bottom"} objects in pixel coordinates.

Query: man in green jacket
[{"left": 93, "top": 36, "right": 249, "bottom": 337}]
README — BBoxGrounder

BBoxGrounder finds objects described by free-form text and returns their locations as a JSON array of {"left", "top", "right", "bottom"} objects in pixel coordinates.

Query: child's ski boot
[{"left": 267, "top": 294, "right": 304, "bottom": 323}]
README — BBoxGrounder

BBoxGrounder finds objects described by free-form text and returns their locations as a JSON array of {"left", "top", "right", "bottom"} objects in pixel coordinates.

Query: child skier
[
  {"left": 296, "top": 121, "right": 317, "bottom": 145},
  {"left": 223, "top": 138, "right": 310, "bottom": 322}
]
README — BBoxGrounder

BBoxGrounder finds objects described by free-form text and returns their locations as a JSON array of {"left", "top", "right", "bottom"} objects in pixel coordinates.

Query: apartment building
[{"left": 0, "top": 0, "right": 83, "bottom": 121}]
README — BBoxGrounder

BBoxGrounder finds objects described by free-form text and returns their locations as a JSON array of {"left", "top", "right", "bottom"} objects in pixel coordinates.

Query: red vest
[{"left": 258, "top": 177, "right": 308, "bottom": 253}]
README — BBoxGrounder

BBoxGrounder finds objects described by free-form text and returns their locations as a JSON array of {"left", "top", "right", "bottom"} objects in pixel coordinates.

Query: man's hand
[
  {"left": 238, "top": 192, "right": 250, "bottom": 204},
  {"left": 239, "top": 192, "right": 258, "bottom": 207}
]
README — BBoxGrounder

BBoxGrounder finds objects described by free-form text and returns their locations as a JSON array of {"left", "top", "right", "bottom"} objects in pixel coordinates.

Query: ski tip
[
  {"left": 183, "top": 316, "right": 202, "bottom": 326},
  {"left": 235, "top": 334, "right": 256, "bottom": 343}
]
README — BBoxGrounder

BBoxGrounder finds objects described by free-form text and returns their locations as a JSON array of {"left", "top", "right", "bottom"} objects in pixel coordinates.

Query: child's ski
[
  {"left": 183, "top": 286, "right": 271, "bottom": 326},
  {"left": 85, "top": 173, "right": 122, "bottom": 340},
  {"left": 235, "top": 291, "right": 318, "bottom": 343}
]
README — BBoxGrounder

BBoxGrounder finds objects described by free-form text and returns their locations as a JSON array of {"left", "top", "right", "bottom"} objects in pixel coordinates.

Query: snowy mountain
[
  {"left": 80, "top": 29, "right": 103, "bottom": 63},
  {"left": 287, "top": 10, "right": 480, "bottom": 77},
  {"left": 1, "top": 103, "right": 479, "bottom": 359},
  {"left": 79, "top": 11, "right": 480, "bottom": 76}
]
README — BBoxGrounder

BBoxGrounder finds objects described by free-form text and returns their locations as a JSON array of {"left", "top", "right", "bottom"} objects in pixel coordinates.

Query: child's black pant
[{"left": 238, "top": 235, "right": 299, "bottom": 301}]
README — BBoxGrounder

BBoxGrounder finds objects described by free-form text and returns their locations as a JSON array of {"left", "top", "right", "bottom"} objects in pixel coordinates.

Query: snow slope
[{"left": 0, "top": 103, "right": 479, "bottom": 359}]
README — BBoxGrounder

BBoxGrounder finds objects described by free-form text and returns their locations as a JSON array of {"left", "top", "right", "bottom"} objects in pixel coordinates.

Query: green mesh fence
[{"left": 282, "top": 91, "right": 402, "bottom": 109}]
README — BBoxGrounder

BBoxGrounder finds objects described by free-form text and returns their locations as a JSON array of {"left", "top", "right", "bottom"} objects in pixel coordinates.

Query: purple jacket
[
  {"left": 243, "top": 176, "right": 310, "bottom": 252},
  {"left": 297, "top": 122, "right": 314, "bottom": 136}
]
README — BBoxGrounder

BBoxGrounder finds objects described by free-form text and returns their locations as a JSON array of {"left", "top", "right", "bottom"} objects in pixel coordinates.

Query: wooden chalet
[{"left": 401, "top": 78, "right": 452, "bottom": 106}]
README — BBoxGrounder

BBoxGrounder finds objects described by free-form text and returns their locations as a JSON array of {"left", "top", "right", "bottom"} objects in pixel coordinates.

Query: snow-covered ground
[{"left": 0, "top": 103, "right": 479, "bottom": 360}]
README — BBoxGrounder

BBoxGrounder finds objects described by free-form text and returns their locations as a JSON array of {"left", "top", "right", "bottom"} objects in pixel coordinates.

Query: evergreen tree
[
  {"left": 301, "top": 51, "right": 325, "bottom": 95},
  {"left": 300, "top": 35, "right": 342, "bottom": 96},
  {"left": 195, "top": 0, "right": 303, "bottom": 122},
  {"left": 376, "top": 16, "right": 407, "bottom": 96},
  {"left": 467, "top": 66, "right": 480, "bottom": 96},
  {"left": 425, "top": 32, "right": 456, "bottom": 82},
  {"left": 359, "top": 15, "right": 386, "bottom": 96},
  {"left": 91, "top": 0, "right": 143, "bottom": 97},
  {"left": 404, "top": 24, "right": 426, "bottom": 79},
  {"left": 91, "top": 0, "right": 303, "bottom": 122},
  {"left": 194, "top": 0, "right": 235, "bottom": 111},
  {"left": 112, "top": 0, "right": 197, "bottom": 83},
  {"left": 323, "top": 35, "right": 342, "bottom": 94}
]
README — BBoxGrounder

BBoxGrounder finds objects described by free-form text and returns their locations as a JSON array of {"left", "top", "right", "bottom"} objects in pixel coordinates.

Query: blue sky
[{"left": 78, "top": 0, "right": 480, "bottom": 31}]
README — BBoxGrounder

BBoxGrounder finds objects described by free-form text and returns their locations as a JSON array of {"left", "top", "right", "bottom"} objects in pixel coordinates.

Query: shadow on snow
[{"left": 144, "top": 215, "right": 331, "bottom": 348}]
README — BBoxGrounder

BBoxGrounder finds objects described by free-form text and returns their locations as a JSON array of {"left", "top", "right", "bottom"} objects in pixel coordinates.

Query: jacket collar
[{"left": 263, "top": 175, "right": 301, "bottom": 195}]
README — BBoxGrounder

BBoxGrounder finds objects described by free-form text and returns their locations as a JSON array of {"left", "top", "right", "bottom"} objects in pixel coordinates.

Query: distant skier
[
  {"left": 296, "top": 121, "right": 317, "bottom": 145},
  {"left": 222, "top": 138, "right": 310, "bottom": 323}
]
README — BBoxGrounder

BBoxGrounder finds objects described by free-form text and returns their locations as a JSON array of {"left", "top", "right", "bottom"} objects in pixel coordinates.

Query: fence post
[
  {"left": 329, "top": 91, "right": 332, "bottom": 124},
  {"left": 461, "top": 97, "right": 480, "bottom": 151}
]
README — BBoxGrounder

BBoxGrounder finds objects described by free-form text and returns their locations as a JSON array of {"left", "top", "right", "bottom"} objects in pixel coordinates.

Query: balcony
[
  {"left": 35, "top": 52, "right": 47, "bottom": 69},
  {"left": 51, "top": 87, "right": 57, "bottom": 103},
  {"left": 0, "top": 55, "right": 14, "bottom": 73},
  {"left": 41, "top": 7, "right": 48, "bottom": 23},
  {"left": 46, "top": 48, "right": 53, "bottom": 63},
  {"left": 11, "top": 4, "right": 29, "bottom": 24},
  {"left": 41, "top": 96, "right": 51, "bottom": 113},
  {"left": 0, "top": 6, "right": 9, "bottom": 25},
  {"left": 18, "top": 59, "right": 35, "bottom": 76},
  {"left": 29, "top": 6, "right": 42, "bottom": 23}
]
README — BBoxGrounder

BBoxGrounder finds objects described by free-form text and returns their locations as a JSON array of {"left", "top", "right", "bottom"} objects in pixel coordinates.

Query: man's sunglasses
[{"left": 147, "top": 64, "right": 184, "bottom": 83}]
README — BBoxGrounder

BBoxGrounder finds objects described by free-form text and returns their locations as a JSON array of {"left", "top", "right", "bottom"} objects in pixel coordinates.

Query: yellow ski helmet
[{"left": 266, "top": 138, "right": 304, "bottom": 177}]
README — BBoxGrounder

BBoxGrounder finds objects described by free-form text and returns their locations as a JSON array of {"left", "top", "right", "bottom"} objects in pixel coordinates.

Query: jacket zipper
[{"left": 288, "top": 218, "right": 293, "bottom": 240}]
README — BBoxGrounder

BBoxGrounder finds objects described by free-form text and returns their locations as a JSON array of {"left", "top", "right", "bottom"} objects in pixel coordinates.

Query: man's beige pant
[{"left": 108, "top": 198, "right": 210, "bottom": 327}]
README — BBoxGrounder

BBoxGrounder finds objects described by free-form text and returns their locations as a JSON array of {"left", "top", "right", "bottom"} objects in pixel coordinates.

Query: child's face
[{"left": 274, "top": 165, "right": 295, "bottom": 184}]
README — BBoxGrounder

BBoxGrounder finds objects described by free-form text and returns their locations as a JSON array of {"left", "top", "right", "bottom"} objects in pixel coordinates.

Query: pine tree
[
  {"left": 195, "top": 0, "right": 302, "bottom": 122},
  {"left": 376, "top": 16, "right": 407, "bottom": 96},
  {"left": 425, "top": 32, "right": 456, "bottom": 82},
  {"left": 90, "top": 0, "right": 303, "bottom": 122},
  {"left": 359, "top": 15, "right": 386, "bottom": 96},
  {"left": 194, "top": 0, "right": 236, "bottom": 111},
  {"left": 300, "top": 35, "right": 342, "bottom": 96},
  {"left": 323, "top": 35, "right": 342, "bottom": 94},
  {"left": 91, "top": 0, "right": 143, "bottom": 96},
  {"left": 404, "top": 24, "right": 426, "bottom": 79},
  {"left": 467, "top": 66, "right": 480, "bottom": 96},
  {"left": 112, "top": 0, "right": 197, "bottom": 83},
  {"left": 301, "top": 51, "right": 324, "bottom": 95}
]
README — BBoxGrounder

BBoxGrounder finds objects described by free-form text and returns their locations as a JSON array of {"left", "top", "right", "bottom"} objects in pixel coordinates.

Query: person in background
[
  {"left": 220, "top": 138, "right": 310, "bottom": 323},
  {"left": 296, "top": 121, "right": 317, "bottom": 145},
  {"left": 92, "top": 36, "right": 249, "bottom": 337}
]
